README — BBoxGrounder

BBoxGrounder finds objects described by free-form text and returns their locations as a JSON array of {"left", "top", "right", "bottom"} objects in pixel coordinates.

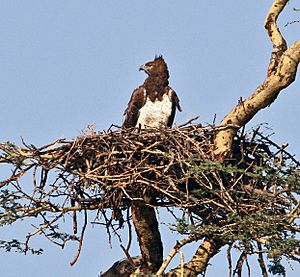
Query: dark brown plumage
[
  {"left": 123, "top": 56, "right": 181, "bottom": 129},
  {"left": 122, "top": 56, "right": 182, "bottom": 272}
]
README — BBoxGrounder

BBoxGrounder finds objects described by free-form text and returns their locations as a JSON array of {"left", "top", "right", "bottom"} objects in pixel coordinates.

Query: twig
[
  {"left": 284, "top": 19, "right": 300, "bottom": 27},
  {"left": 178, "top": 116, "right": 200, "bottom": 127},
  {"left": 70, "top": 209, "right": 88, "bottom": 266},
  {"left": 233, "top": 251, "right": 247, "bottom": 277},
  {"left": 24, "top": 213, "right": 64, "bottom": 252},
  {"left": 120, "top": 244, "right": 136, "bottom": 268},
  {"left": 180, "top": 250, "right": 184, "bottom": 277},
  {"left": 257, "top": 242, "right": 268, "bottom": 277},
  {"left": 227, "top": 243, "right": 233, "bottom": 277}
]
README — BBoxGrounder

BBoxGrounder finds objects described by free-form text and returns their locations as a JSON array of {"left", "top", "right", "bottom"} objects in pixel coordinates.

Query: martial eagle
[
  {"left": 123, "top": 56, "right": 182, "bottom": 129},
  {"left": 121, "top": 56, "right": 182, "bottom": 272}
]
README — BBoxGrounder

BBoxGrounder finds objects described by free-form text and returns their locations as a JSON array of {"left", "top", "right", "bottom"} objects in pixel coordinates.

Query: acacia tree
[{"left": 1, "top": 0, "right": 300, "bottom": 276}]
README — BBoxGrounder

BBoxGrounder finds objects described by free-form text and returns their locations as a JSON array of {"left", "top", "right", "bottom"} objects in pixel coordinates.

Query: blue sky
[{"left": 1, "top": 1, "right": 300, "bottom": 276}]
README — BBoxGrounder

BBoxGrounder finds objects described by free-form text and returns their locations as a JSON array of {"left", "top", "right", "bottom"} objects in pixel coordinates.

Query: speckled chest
[{"left": 136, "top": 89, "right": 173, "bottom": 128}]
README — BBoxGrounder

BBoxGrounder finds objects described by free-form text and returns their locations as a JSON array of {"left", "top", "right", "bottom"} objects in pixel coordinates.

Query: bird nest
[{"left": 1, "top": 123, "right": 298, "bottom": 224}]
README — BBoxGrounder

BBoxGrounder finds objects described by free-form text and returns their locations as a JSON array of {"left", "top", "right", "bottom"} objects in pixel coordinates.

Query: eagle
[
  {"left": 122, "top": 56, "right": 182, "bottom": 272},
  {"left": 123, "top": 55, "right": 182, "bottom": 129}
]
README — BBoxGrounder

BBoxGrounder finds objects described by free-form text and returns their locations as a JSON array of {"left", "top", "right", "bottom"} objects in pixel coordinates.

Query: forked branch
[
  {"left": 170, "top": 237, "right": 224, "bottom": 276},
  {"left": 214, "top": 0, "right": 300, "bottom": 159},
  {"left": 182, "top": 1, "right": 300, "bottom": 275}
]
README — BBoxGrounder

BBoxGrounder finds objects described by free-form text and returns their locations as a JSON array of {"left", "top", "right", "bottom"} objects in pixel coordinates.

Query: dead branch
[{"left": 70, "top": 210, "right": 88, "bottom": 266}]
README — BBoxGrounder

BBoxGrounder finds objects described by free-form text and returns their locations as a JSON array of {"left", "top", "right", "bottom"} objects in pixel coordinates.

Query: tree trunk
[{"left": 131, "top": 196, "right": 163, "bottom": 273}]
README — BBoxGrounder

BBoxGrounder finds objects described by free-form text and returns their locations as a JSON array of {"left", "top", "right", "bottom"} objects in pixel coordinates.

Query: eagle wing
[
  {"left": 122, "top": 86, "right": 147, "bottom": 128},
  {"left": 167, "top": 88, "right": 182, "bottom": 127}
]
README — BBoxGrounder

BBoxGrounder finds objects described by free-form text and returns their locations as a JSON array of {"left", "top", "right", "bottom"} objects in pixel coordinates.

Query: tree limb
[
  {"left": 131, "top": 198, "right": 163, "bottom": 273},
  {"left": 157, "top": 235, "right": 200, "bottom": 275},
  {"left": 183, "top": 0, "right": 300, "bottom": 275},
  {"left": 169, "top": 237, "right": 224, "bottom": 276},
  {"left": 214, "top": 0, "right": 300, "bottom": 159},
  {"left": 265, "top": 0, "right": 288, "bottom": 76}
]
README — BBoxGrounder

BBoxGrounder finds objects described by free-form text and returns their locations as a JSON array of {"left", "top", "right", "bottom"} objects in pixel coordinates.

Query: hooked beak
[{"left": 139, "top": 64, "right": 150, "bottom": 75}]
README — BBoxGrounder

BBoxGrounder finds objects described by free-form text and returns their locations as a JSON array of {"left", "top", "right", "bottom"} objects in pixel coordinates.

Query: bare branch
[
  {"left": 214, "top": 0, "right": 300, "bottom": 159},
  {"left": 257, "top": 242, "right": 268, "bottom": 277},
  {"left": 227, "top": 243, "right": 233, "bottom": 277},
  {"left": 157, "top": 235, "right": 199, "bottom": 275},
  {"left": 70, "top": 210, "right": 88, "bottom": 266},
  {"left": 170, "top": 238, "right": 225, "bottom": 276},
  {"left": 233, "top": 251, "right": 247, "bottom": 277},
  {"left": 265, "top": 0, "right": 288, "bottom": 76}
]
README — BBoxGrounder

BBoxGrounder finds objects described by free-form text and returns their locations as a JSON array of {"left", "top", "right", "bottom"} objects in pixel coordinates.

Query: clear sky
[{"left": 1, "top": 1, "right": 300, "bottom": 276}]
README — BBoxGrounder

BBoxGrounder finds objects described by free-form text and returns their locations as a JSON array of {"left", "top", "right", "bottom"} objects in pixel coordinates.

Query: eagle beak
[{"left": 139, "top": 64, "right": 150, "bottom": 75}]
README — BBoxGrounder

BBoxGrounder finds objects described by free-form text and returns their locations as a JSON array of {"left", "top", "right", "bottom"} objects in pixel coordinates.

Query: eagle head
[{"left": 139, "top": 55, "right": 169, "bottom": 79}]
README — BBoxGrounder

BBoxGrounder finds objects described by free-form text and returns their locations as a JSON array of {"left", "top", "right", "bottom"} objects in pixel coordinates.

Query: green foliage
[
  {"left": 174, "top": 155, "right": 300, "bottom": 274},
  {"left": 268, "top": 257, "right": 286, "bottom": 276},
  {"left": 266, "top": 235, "right": 300, "bottom": 259},
  {"left": 173, "top": 211, "right": 289, "bottom": 244},
  {"left": 0, "top": 189, "right": 24, "bottom": 226},
  {"left": 0, "top": 239, "right": 43, "bottom": 255}
]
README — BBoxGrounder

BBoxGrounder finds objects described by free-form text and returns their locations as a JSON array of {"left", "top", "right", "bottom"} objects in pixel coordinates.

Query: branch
[
  {"left": 214, "top": 0, "right": 300, "bottom": 159},
  {"left": 227, "top": 243, "right": 233, "bottom": 277},
  {"left": 70, "top": 209, "right": 88, "bottom": 266},
  {"left": 178, "top": 1, "right": 299, "bottom": 274},
  {"left": 265, "top": 0, "right": 288, "bottom": 76},
  {"left": 233, "top": 251, "right": 247, "bottom": 277},
  {"left": 24, "top": 213, "right": 64, "bottom": 252},
  {"left": 131, "top": 198, "right": 163, "bottom": 273},
  {"left": 257, "top": 242, "right": 269, "bottom": 277},
  {"left": 241, "top": 184, "right": 289, "bottom": 199},
  {"left": 170, "top": 237, "right": 224, "bottom": 276},
  {"left": 156, "top": 235, "right": 199, "bottom": 275}
]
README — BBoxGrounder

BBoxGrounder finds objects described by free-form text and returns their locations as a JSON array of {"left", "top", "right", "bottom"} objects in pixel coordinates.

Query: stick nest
[{"left": 1, "top": 123, "right": 298, "bottom": 224}]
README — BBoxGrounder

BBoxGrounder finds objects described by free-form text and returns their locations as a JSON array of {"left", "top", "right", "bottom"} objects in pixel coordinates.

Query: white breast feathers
[{"left": 136, "top": 91, "right": 173, "bottom": 128}]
